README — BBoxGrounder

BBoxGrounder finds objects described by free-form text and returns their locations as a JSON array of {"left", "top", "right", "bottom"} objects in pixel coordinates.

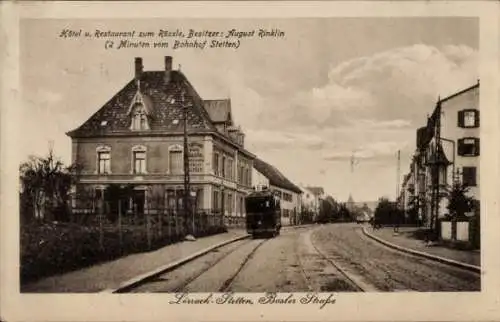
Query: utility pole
[
  {"left": 396, "top": 150, "right": 401, "bottom": 204},
  {"left": 182, "top": 90, "right": 192, "bottom": 237}
]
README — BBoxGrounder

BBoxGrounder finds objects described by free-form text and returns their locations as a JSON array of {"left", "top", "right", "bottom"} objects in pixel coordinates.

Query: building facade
[
  {"left": 299, "top": 185, "right": 320, "bottom": 222},
  {"left": 67, "top": 56, "right": 255, "bottom": 224},
  {"left": 252, "top": 158, "right": 302, "bottom": 226},
  {"left": 399, "top": 81, "right": 480, "bottom": 228}
]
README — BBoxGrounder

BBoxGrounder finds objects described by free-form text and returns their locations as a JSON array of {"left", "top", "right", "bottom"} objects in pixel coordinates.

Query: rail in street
[
  {"left": 107, "top": 223, "right": 480, "bottom": 293},
  {"left": 311, "top": 223, "right": 480, "bottom": 292},
  {"left": 121, "top": 226, "right": 361, "bottom": 293}
]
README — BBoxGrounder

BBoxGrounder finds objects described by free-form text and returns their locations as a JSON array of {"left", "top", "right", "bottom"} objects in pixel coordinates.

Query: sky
[{"left": 20, "top": 18, "right": 478, "bottom": 202}]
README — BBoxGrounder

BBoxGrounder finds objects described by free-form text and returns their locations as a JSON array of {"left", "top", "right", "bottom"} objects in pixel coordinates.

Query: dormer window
[
  {"left": 131, "top": 104, "right": 149, "bottom": 130},
  {"left": 128, "top": 80, "right": 153, "bottom": 131}
]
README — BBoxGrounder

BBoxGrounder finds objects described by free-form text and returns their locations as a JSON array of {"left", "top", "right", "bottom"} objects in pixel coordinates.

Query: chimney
[
  {"left": 135, "top": 57, "right": 143, "bottom": 80},
  {"left": 164, "top": 56, "right": 173, "bottom": 83}
]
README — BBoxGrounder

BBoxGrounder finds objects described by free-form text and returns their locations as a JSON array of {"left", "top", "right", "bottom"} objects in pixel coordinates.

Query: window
[
  {"left": 222, "top": 156, "right": 226, "bottom": 177},
  {"left": 212, "top": 190, "right": 220, "bottom": 211},
  {"left": 96, "top": 146, "right": 111, "bottom": 174},
  {"left": 131, "top": 104, "right": 149, "bottom": 130},
  {"left": 213, "top": 153, "right": 219, "bottom": 176},
  {"left": 227, "top": 193, "right": 233, "bottom": 214},
  {"left": 169, "top": 148, "right": 183, "bottom": 174},
  {"left": 458, "top": 109, "right": 479, "bottom": 128},
  {"left": 462, "top": 167, "right": 477, "bottom": 186},
  {"left": 458, "top": 138, "right": 480, "bottom": 156},
  {"left": 133, "top": 151, "right": 146, "bottom": 174},
  {"left": 227, "top": 159, "right": 233, "bottom": 180}
]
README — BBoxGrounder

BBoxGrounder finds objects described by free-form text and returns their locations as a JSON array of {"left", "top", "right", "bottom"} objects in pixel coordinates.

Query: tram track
[
  {"left": 218, "top": 238, "right": 268, "bottom": 292},
  {"left": 311, "top": 224, "right": 480, "bottom": 292},
  {"left": 171, "top": 238, "right": 254, "bottom": 293},
  {"left": 297, "top": 227, "right": 371, "bottom": 292},
  {"left": 126, "top": 237, "right": 271, "bottom": 293}
]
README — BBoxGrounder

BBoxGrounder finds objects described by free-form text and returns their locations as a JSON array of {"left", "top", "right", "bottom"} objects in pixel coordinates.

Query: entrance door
[{"left": 132, "top": 190, "right": 145, "bottom": 215}]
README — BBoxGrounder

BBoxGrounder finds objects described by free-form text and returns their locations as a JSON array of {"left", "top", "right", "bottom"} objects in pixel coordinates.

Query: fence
[
  {"left": 70, "top": 198, "right": 233, "bottom": 252},
  {"left": 439, "top": 216, "right": 480, "bottom": 249}
]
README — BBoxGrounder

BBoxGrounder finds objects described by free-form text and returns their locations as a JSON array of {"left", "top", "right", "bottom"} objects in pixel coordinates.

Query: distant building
[
  {"left": 252, "top": 158, "right": 302, "bottom": 226},
  {"left": 299, "top": 185, "right": 321, "bottom": 222},
  {"left": 346, "top": 194, "right": 355, "bottom": 213},
  {"left": 67, "top": 56, "right": 255, "bottom": 225}
]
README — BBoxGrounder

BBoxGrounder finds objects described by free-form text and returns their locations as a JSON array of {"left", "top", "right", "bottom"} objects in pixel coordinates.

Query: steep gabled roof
[
  {"left": 439, "top": 82, "right": 479, "bottom": 104},
  {"left": 204, "top": 99, "right": 232, "bottom": 124},
  {"left": 253, "top": 158, "right": 302, "bottom": 194},
  {"left": 67, "top": 71, "right": 217, "bottom": 138}
]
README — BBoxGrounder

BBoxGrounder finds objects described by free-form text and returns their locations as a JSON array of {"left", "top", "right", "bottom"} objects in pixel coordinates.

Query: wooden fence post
[
  {"left": 118, "top": 200, "right": 123, "bottom": 250},
  {"left": 99, "top": 201, "right": 104, "bottom": 251},
  {"left": 146, "top": 206, "right": 152, "bottom": 250},
  {"left": 167, "top": 211, "right": 172, "bottom": 240},
  {"left": 158, "top": 206, "right": 163, "bottom": 238}
]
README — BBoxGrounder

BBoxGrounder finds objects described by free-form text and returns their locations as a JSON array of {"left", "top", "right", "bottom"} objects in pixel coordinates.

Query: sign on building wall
[{"left": 188, "top": 142, "right": 204, "bottom": 173}]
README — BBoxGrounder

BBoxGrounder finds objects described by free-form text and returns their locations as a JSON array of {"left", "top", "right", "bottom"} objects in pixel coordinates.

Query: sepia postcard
[{"left": 1, "top": 1, "right": 500, "bottom": 321}]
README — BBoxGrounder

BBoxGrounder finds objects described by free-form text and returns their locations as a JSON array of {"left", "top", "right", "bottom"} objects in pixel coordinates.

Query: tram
[{"left": 245, "top": 189, "right": 281, "bottom": 238}]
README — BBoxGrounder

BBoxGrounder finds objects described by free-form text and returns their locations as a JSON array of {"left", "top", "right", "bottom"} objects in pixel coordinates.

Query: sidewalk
[
  {"left": 365, "top": 226, "right": 480, "bottom": 267},
  {"left": 21, "top": 229, "right": 247, "bottom": 293}
]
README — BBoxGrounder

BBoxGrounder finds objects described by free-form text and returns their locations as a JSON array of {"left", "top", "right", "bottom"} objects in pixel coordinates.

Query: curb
[
  {"left": 100, "top": 234, "right": 250, "bottom": 293},
  {"left": 362, "top": 227, "right": 480, "bottom": 273}
]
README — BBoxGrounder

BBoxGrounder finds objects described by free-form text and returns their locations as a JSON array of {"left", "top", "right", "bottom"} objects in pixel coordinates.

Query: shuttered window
[
  {"left": 458, "top": 138, "right": 480, "bottom": 156},
  {"left": 458, "top": 109, "right": 479, "bottom": 128},
  {"left": 462, "top": 167, "right": 477, "bottom": 186}
]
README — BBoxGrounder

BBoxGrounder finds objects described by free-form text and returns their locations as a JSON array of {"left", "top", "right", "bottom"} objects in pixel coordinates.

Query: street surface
[{"left": 130, "top": 223, "right": 480, "bottom": 292}]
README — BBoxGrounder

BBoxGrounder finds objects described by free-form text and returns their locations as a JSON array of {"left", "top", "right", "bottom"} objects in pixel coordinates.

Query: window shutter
[
  {"left": 463, "top": 167, "right": 477, "bottom": 186},
  {"left": 475, "top": 138, "right": 480, "bottom": 156},
  {"left": 457, "top": 139, "right": 464, "bottom": 156},
  {"left": 475, "top": 110, "right": 480, "bottom": 127},
  {"left": 457, "top": 110, "right": 464, "bottom": 127}
]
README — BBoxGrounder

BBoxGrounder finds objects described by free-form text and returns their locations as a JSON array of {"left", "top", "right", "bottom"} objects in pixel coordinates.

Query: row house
[
  {"left": 399, "top": 81, "right": 480, "bottom": 228},
  {"left": 252, "top": 158, "right": 303, "bottom": 226},
  {"left": 67, "top": 56, "right": 255, "bottom": 220}
]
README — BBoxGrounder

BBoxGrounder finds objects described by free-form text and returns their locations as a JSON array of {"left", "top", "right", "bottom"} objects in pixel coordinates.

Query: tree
[
  {"left": 406, "top": 195, "right": 420, "bottom": 225},
  {"left": 317, "top": 197, "right": 336, "bottom": 223},
  {"left": 446, "top": 180, "right": 474, "bottom": 221},
  {"left": 374, "top": 197, "right": 400, "bottom": 225},
  {"left": 19, "top": 148, "right": 81, "bottom": 222},
  {"left": 337, "top": 203, "right": 352, "bottom": 222}
]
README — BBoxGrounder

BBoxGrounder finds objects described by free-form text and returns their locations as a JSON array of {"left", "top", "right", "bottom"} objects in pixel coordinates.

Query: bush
[
  {"left": 374, "top": 197, "right": 403, "bottom": 225},
  {"left": 20, "top": 221, "right": 229, "bottom": 284}
]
